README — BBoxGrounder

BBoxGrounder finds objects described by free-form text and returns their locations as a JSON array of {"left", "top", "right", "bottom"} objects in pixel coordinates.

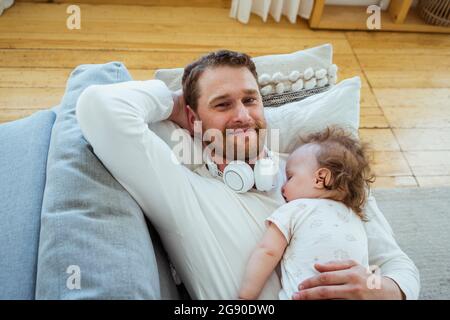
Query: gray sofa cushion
[
  {"left": 0, "top": 110, "right": 56, "bottom": 299},
  {"left": 35, "top": 62, "right": 174, "bottom": 299}
]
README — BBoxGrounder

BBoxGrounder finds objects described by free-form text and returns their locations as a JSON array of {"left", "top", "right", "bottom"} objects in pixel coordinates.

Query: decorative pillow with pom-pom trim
[{"left": 258, "top": 64, "right": 338, "bottom": 107}]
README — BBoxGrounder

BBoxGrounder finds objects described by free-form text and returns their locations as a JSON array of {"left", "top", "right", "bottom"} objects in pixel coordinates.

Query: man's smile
[{"left": 226, "top": 127, "right": 256, "bottom": 137}]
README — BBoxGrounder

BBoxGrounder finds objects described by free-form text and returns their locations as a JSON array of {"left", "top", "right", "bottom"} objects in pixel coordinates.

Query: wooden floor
[{"left": 1, "top": 2, "right": 449, "bottom": 189}]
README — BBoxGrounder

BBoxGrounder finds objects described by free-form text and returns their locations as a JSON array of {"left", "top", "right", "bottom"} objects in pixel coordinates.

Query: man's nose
[{"left": 233, "top": 102, "right": 252, "bottom": 123}]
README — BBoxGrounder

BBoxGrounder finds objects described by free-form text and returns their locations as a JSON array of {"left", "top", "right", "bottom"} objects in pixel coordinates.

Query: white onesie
[{"left": 266, "top": 198, "right": 369, "bottom": 300}]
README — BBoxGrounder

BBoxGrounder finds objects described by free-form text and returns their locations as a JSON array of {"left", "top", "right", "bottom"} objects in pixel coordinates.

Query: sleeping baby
[{"left": 239, "top": 126, "right": 375, "bottom": 300}]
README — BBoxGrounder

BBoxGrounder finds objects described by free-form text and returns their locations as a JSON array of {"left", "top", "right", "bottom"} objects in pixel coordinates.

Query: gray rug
[{"left": 373, "top": 187, "right": 450, "bottom": 300}]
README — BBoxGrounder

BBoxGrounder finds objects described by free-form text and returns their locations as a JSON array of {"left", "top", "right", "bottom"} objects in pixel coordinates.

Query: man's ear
[
  {"left": 186, "top": 105, "right": 198, "bottom": 136},
  {"left": 314, "top": 168, "right": 332, "bottom": 189}
]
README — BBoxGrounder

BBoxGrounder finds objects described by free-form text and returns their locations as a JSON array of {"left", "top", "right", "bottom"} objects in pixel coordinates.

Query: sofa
[
  {"left": 0, "top": 62, "right": 187, "bottom": 300},
  {"left": 0, "top": 61, "right": 448, "bottom": 300}
]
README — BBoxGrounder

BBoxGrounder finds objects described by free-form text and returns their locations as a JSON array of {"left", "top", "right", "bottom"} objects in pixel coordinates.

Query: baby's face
[{"left": 282, "top": 144, "right": 323, "bottom": 202}]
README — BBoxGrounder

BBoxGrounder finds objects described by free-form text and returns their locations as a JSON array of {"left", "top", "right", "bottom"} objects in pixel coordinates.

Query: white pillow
[
  {"left": 265, "top": 76, "right": 361, "bottom": 154},
  {"left": 154, "top": 43, "right": 333, "bottom": 92},
  {"left": 149, "top": 76, "right": 361, "bottom": 170}
]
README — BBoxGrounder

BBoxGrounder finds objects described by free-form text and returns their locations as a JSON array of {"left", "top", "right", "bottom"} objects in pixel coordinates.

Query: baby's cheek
[
  {"left": 292, "top": 181, "right": 311, "bottom": 199},
  {"left": 285, "top": 184, "right": 298, "bottom": 200}
]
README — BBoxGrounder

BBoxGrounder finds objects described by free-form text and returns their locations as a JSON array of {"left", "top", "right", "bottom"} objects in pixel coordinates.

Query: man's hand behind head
[{"left": 168, "top": 89, "right": 193, "bottom": 135}]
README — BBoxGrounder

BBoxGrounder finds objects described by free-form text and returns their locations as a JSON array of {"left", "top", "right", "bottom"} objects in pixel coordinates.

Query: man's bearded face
[{"left": 193, "top": 66, "right": 267, "bottom": 162}]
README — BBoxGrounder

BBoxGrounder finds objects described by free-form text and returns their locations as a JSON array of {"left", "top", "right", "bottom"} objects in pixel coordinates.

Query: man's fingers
[
  {"left": 314, "top": 259, "right": 358, "bottom": 272},
  {"left": 298, "top": 270, "right": 350, "bottom": 290},
  {"left": 292, "top": 285, "right": 351, "bottom": 300}
]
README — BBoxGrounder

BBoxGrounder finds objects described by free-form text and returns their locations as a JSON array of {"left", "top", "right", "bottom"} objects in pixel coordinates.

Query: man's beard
[
  {"left": 198, "top": 118, "right": 268, "bottom": 165},
  {"left": 221, "top": 119, "right": 267, "bottom": 162}
]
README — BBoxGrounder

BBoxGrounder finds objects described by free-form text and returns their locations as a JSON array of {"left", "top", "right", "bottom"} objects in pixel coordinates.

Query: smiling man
[
  {"left": 76, "top": 50, "right": 420, "bottom": 300},
  {"left": 173, "top": 53, "right": 268, "bottom": 167}
]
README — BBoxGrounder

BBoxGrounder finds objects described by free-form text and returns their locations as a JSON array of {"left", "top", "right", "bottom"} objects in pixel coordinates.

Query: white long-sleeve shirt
[{"left": 76, "top": 79, "right": 420, "bottom": 300}]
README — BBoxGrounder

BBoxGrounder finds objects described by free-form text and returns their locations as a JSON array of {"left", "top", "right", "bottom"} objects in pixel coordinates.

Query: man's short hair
[{"left": 181, "top": 50, "right": 258, "bottom": 111}]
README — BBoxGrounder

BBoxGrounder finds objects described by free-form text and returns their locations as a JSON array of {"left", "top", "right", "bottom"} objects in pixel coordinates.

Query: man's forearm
[{"left": 382, "top": 277, "right": 405, "bottom": 300}]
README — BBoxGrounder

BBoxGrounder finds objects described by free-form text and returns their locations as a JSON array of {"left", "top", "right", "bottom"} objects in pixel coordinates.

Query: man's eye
[
  {"left": 216, "top": 103, "right": 229, "bottom": 108},
  {"left": 244, "top": 98, "right": 256, "bottom": 104}
]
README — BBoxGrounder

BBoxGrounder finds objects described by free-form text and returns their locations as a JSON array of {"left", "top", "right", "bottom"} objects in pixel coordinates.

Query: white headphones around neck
[{"left": 206, "top": 148, "right": 279, "bottom": 193}]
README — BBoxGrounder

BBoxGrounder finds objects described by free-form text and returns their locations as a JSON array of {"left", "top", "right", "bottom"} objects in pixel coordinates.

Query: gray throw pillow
[
  {"left": 0, "top": 110, "right": 56, "bottom": 299},
  {"left": 35, "top": 62, "right": 165, "bottom": 299}
]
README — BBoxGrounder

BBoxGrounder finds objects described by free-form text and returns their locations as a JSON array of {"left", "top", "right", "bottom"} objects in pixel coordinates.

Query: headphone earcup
[
  {"left": 254, "top": 158, "right": 278, "bottom": 192},
  {"left": 223, "top": 161, "right": 254, "bottom": 193}
]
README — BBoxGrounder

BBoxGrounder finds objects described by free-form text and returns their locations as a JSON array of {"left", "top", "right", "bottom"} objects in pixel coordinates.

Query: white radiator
[{"left": 229, "top": 0, "right": 393, "bottom": 24}]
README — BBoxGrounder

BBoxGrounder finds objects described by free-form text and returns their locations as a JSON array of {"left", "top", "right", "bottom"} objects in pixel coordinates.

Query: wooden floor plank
[
  {"left": 346, "top": 31, "right": 450, "bottom": 55},
  {"left": 375, "top": 88, "right": 450, "bottom": 128},
  {"left": 331, "top": 55, "right": 361, "bottom": 73},
  {"left": 360, "top": 107, "right": 390, "bottom": 129},
  {"left": 0, "top": 68, "right": 155, "bottom": 87},
  {"left": 360, "top": 87, "right": 379, "bottom": 108},
  {"left": 0, "top": 33, "right": 353, "bottom": 54},
  {"left": 360, "top": 114, "right": 390, "bottom": 129},
  {"left": 364, "top": 70, "right": 450, "bottom": 88},
  {"left": 382, "top": 106, "right": 450, "bottom": 129},
  {"left": 0, "top": 108, "right": 50, "bottom": 124},
  {"left": 367, "top": 151, "right": 412, "bottom": 177},
  {"left": 0, "top": 49, "right": 213, "bottom": 69},
  {"left": 393, "top": 128, "right": 450, "bottom": 151},
  {"left": 357, "top": 54, "right": 450, "bottom": 88},
  {"left": 0, "top": 68, "right": 73, "bottom": 88},
  {"left": 340, "top": 70, "right": 370, "bottom": 87},
  {"left": 15, "top": 0, "right": 232, "bottom": 8},
  {"left": 416, "top": 176, "right": 450, "bottom": 188},
  {"left": 374, "top": 88, "right": 450, "bottom": 108},
  {"left": 349, "top": 41, "right": 450, "bottom": 56},
  {"left": 0, "top": 49, "right": 359, "bottom": 69},
  {"left": 356, "top": 54, "right": 450, "bottom": 71},
  {"left": 359, "top": 129, "right": 401, "bottom": 151},
  {"left": 0, "top": 88, "right": 63, "bottom": 109}
]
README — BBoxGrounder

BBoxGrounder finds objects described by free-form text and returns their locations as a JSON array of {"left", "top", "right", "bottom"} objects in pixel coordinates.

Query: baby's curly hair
[{"left": 301, "top": 126, "right": 375, "bottom": 220}]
